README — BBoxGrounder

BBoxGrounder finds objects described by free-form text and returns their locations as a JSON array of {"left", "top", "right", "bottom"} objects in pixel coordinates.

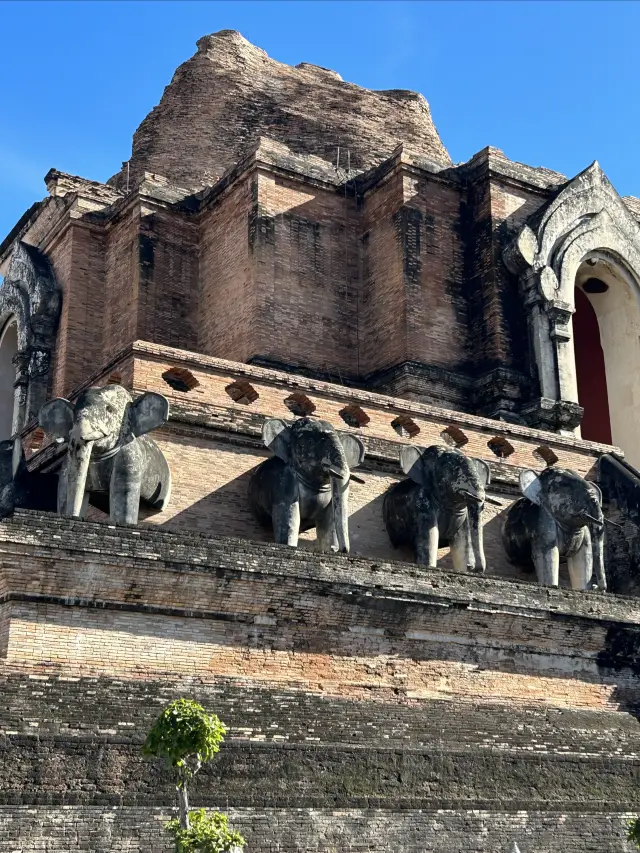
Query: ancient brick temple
[{"left": 0, "top": 29, "right": 639, "bottom": 852}]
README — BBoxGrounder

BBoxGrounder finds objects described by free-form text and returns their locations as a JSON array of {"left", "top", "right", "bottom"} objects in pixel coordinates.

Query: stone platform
[{"left": 0, "top": 510, "right": 638, "bottom": 851}]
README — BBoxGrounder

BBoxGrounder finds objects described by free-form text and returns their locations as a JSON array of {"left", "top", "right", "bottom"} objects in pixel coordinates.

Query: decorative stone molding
[
  {"left": 0, "top": 242, "right": 61, "bottom": 432},
  {"left": 503, "top": 161, "right": 640, "bottom": 432}
]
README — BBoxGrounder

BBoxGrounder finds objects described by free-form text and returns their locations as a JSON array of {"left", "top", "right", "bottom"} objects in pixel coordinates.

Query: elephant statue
[
  {"left": 0, "top": 437, "right": 58, "bottom": 518},
  {"left": 249, "top": 417, "right": 365, "bottom": 552},
  {"left": 502, "top": 467, "right": 606, "bottom": 591},
  {"left": 383, "top": 444, "right": 490, "bottom": 571},
  {"left": 38, "top": 384, "right": 171, "bottom": 525}
]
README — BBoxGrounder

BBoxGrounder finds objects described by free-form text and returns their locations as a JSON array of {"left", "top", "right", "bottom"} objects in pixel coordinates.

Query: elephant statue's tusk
[
  {"left": 581, "top": 511, "right": 607, "bottom": 528},
  {"left": 326, "top": 466, "right": 365, "bottom": 485},
  {"left": 461, "top": 488, "right": 502, "bottom": 507},
  {"left": 483, "top": 495, "right": 503, "bottom": 507}
]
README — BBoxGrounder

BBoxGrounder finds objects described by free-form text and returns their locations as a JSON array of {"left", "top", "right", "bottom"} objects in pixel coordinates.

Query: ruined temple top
[{"left": 108, "top": 29, "right": 452, "bottom": 191}]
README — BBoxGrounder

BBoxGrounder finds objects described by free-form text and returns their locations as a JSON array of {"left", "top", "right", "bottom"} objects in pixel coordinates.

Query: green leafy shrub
[
  {"left": 629, "top": 818, "right": 640, "bottom": 847},
  {"left": 166, "top": 809, "right": 246, "bottom": 853},
  {"left": 143, "top": 698, "right": 227, "bottom": 777},
  {"left": 143, "top": 700, "right": 245, "bottom": 848}
]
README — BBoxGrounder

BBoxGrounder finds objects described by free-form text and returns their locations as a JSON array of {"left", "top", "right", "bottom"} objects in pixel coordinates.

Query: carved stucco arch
[
  {"left": 504, "top": 162, "right": 640, "bottom": 434},
  {"left": 0, "top": 241, "right": 61, "bottom": 434}
]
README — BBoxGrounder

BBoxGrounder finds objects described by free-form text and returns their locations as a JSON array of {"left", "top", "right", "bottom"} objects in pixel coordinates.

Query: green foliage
[
  {"left": 143, "top": 699, "right": 227, "bottom": 779},
  {"left": 166, "top": 809, "right": 245, "bottom": 853},
  {"left": 629, "top": 818, "right": 640, "bottom": 847}
]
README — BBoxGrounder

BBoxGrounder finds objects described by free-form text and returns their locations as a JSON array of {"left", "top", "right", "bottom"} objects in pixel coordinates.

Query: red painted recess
[{"left": 573, "top": 287, "right": 612, "bottom": 445}]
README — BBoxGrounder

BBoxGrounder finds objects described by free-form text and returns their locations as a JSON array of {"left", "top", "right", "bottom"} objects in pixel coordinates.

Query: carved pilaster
[
  {"left": 0, "top": 243, "right": 61, "bottom": 435},
  {"left": 11, "top": 350, "right": 30, "bottom": 436}
]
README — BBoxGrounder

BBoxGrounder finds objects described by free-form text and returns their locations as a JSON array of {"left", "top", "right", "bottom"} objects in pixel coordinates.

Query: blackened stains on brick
[
  {"left": 394, "top": 207, "right": 422, "bottom": 283},
  {"left": 597, "top": 625, "right": 640, "bottom": 675},
  {"left": 248, "top": 208, "right": 276, "bottom": 251},
  {"left": 138, "top": 235, "right": 155, "bottom": 276}
]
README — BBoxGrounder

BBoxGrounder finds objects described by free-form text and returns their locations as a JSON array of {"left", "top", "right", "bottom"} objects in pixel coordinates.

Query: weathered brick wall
[
  {"left": 135, "top": 205, "right": 199, "bottom": 352},
  {"left": 199, "top": 176, "right": 253, "bottom": 361},
  {"left": 108, "top": 29, "right": 451, "bottom": 192},
  {"left": 250, "top": 172, "right": 360, "bottom": 377},
  {"left": 22, "top": 138, "right": 574, "bottom": 421},
  {"left": 360, "top": 169, "right": 406, "bottom": 376},
  {"left": 48, "top": 226, "right": 108, "bottom": 399},
  {"left": 402, "top": 172, "right": 469, "bottom": 373},
  {"left": 1, "top": 512, "right": 638, "bottom": 703},
  {"left": 0, "top": 513, "right": 638, "bottom": 851},
  {"left": 103, "top": 206, "right": 139, "bottom": 364},
  {"left": 0, "top": 806, "right": 634, "bottom": 853}
]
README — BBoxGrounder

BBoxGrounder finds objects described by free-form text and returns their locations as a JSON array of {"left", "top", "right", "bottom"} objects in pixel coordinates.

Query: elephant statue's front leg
[
  {"left": 272, "top": 500, "right": 300, "bottom": 547},
  {"left": 316, "top": 502, "right": 337, "bottom": 553},
  {"left": 111, "top": 445, "right": 143, "bottom": 525}
]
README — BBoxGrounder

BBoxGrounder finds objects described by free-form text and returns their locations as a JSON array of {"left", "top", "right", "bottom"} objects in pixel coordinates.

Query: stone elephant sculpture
[
  {"left": 0, "top": 437, "right": 58, "bottom": 518},
  {"left": 39, "top": 384, "right": 171, "bottom": 525},
  {"left": 383, "top": 444, "right": 491, "bottom": 571},
  {"left": 249, "top": 417, "right": 365, "bottom": 552},
  {"left": 502, "top": 467, "right": 606, "bottom": 591}
]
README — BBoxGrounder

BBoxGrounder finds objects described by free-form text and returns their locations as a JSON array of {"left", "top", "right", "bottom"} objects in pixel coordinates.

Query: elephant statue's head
[
  {"left": 263, "top": 417, "right": 365, "bottom": 486},
  {"left": 39, "top": 385, "right": 169, "bottom": 517},
  {"left": 520, "top": 466, "right": 606, "bottom": 588},
  {"left": 400, "top": 445, "right": 490, "bottom": 509},
  {"left": 262, "top": 417, "right": 365, "bottom": 552}
]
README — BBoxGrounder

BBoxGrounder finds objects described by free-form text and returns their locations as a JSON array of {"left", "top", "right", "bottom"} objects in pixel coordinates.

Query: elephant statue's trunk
[
  {"left": 66, "top": 438, "right": 94, "bottom": 517},
  {"left": 331, "top": 473, "right": 350, "bottom": 553},
  {"left": 325, "top": 441, "right": 351, "bottom": 553}
]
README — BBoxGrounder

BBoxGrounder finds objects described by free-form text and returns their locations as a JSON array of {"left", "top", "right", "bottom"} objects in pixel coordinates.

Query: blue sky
[{"left": 1, "top": 0, "right": 639, "bottom": 241}]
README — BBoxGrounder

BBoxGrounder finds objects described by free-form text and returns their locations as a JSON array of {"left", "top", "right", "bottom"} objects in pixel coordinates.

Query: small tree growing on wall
[
  {"left": 143, "top": 698, "right": 245, "bottom": 852},
  {"left": 629, "top": 818, "right": 640, "bottom": 848}
]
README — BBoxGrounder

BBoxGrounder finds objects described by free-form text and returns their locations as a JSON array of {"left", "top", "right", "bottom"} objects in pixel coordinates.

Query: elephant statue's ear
[
  {"left": 39, "top": 398, "right": 74, "bottom": 443},
  {"left": 471, "top": 458, "right": 491, "bottom": 486},
  {"left": 339, "top": 434, "right": 365, "bottom": 470},
  {"left": 131, "top": 392, "right": 170, "bottom": 437},
  {"left": 520, "top": 469, "right": 543, "bottom": 505},
  {"left": 587, "top": 480, "right": 603, "bottom": 506},
  {"left": 262, "top": 418, "right": 291, "bottom": 461},
  {"left": 399, "top": 446, "right": 425, "bottom": 484}
]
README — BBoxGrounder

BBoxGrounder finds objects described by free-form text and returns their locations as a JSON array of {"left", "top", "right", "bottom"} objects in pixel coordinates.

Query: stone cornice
[{"left": 129, "top": 340, "right": 621, "bottom": 457}]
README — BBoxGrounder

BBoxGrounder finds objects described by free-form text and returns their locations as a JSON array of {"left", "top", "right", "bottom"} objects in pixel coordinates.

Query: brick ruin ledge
[
  {"left": 0, "top": 510, "right": 639, "bottom": 697},
  {"left": 109, "top": 29, "right": 451, "bottom": 192}
]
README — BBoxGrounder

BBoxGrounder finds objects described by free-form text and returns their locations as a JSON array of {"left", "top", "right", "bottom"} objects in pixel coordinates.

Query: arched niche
[
  {"left": 0, "top": 319, "right": 18, "bottom": 439},
  {"left": 0, "top": 242, "right": 61, "bottom": 434},
  {"left": 572, "top": 286, "right": 611, "bottom": 445},
  {"left": 503, "top": 162, "right": 640, "bottom": 448},
  {"left": 573, "top": 254, "right": 640, "bottom": 464}
]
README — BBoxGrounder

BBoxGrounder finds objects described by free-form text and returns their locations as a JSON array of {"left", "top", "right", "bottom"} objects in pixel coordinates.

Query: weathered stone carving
[
  {"left": 503, "top": 162, "right": 640, "bottom": 434},
  {"left": 249, "top": 417, "right": 365, "bottom": 552},
  {"left": 39, "top": 385, "right": 171, "bottom": 525},
  {"left": 383, "top": 445, "right": 490, "bottom": 571},
  {"left": 0, "top": 242, "right": 61, "bottom": 431},
  {"left": 0, "top": 437, "right": 58, "bottom": 517},
  {"left": 502, "top": 467, "right": 606, "bottom": 590}
]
